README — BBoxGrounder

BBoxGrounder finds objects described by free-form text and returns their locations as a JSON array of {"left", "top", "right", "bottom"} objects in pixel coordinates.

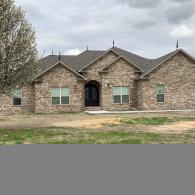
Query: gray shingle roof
[
  {"left": 38, "top": 50, "right": 105, "bottom": 74},
  {"left": 38, "top": 55, "right": 76, "bottom": 75},
  {"left": 69, "top": 50, "right": 105, "bottom": 71},
  {"left": 111, "top": 47, "right": 179, "bottom": 75},
  {"left": 141, "top": 50, "right": 179, "bottom": 76},
  {"left": 38, "top": 47, "right": 181, "bottom": 78}
]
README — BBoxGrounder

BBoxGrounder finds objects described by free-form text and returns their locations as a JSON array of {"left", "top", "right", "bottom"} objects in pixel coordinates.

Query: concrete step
[
  {"left": 85, "top": 107, "right": 102, "bottom": 111},
  {"left": 85, "top": 109, "right": 195, "bottom": 115}
]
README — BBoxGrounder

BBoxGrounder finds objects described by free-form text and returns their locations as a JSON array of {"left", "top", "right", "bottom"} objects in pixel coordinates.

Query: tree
[{"left": 0, "top": 0, "right": 37, "bottom": 95}]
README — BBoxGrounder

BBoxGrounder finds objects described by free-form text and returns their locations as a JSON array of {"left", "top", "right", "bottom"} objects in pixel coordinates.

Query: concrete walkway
[{"left": 85, "top": 109, "right": 195, "bottom": 115}]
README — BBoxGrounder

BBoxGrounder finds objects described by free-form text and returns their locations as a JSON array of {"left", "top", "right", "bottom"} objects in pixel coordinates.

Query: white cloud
[
  {"left": 14, "top": 0, "right": 195, "bottom": 58},
  {"left": 169, "top": 25, "right": 194, "bottom": 39},
  {"left": 64, "top": 49, "right": 83, "bottom": 55}
]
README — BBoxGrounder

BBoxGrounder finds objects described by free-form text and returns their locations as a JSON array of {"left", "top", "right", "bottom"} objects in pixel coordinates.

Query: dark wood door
[{"left": 85, "top": 84, "right": 99, "bottom": 107}]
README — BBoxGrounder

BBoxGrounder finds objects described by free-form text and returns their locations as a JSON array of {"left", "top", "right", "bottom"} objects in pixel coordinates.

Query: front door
[{"left": 85, "top": 84, "right": 99, "bottom": 107}]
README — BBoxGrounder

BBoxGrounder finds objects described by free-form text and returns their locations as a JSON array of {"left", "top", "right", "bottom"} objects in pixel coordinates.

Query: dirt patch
[
  {"left": 23, "top": 140, "right": 33, "bottom": 145},
  {"left": 52, "top": 118, "right": 121, "bottom": 129},
  {"left": 0, "top": 112, "right": 195, "bottom": 133},
  {"left": 149, "top": 121, "right": 195, "bottom": 134}
]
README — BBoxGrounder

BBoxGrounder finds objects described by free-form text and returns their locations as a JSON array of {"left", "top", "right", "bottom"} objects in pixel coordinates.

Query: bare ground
[{"left": 0, "top": 112, "right": 195, "bottom": 134}]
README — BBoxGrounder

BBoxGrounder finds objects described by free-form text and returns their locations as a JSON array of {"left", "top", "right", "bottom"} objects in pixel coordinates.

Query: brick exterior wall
[
  {"left": 137, "top": 52, "right": 195, "bottom": 110},
  {"left": 0, "top": 50, "right": 194, "bottom": 114},
  {"left": 101, "top": 58, "right": 139, "bottom": 111},
  {"left": 34, "top": 64, "right": 85, "bottom": 113},
  {"left": 82, "top": 51, "right": 119, "bottom": 109},
  {"left": 82, "top": 51, "right": 119, "bottom": 83},
  {"left": 0, "top": 84, "right": 34, "bottom": 114}
]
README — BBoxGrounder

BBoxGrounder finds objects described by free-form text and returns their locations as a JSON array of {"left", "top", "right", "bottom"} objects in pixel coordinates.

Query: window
[
  {"left": 113, "top": 87, "right": 129, "bottom": 104},
  {"left": 51, "top": 88, "right": 70, "bottom": 105},
  {"left": 157, "top": 85, "right": 165, "bottom": 103},
  {"left": 12, "top": 89, "right": 22, "bottom": 106}
]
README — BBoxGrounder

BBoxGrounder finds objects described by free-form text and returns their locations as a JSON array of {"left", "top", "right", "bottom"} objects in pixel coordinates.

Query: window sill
[
  {"left": 12, "top": 105, "right": 22, "bottom": 107},
  {"left": 52, "top": 104, "right": 70, "bottom": 106}
]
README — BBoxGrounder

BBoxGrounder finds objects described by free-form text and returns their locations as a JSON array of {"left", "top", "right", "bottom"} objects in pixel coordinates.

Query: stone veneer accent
[
  {"left": 137, "top": 52, "right": 195, "bottom": 110},
  {"left": 34, "top": 64, "right": 85, "bottom": 113}
]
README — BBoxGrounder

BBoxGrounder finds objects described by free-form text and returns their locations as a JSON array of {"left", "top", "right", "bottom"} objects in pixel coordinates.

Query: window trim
[
  {"left": 113, "top": 87, "right": 130, "bottom": 104},
  {"left": 156, "top": 85, "right": 165, "bottom": 103},
  {"left": 51, "top": 87, "right": 70, "bottom": 105},
  {"left": 12, "top": 89, "right": 22, "bottom": 107}
]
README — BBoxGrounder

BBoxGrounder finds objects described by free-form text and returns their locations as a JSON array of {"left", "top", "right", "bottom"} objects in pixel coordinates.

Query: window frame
[
  {"left": 12, "top": 89, "right": 22, "bottom": 107},
  {"left": 51, "top": 87, "right": 70, "bottom": 105},
  {"left": 156, "top": 85, "right": 165, "bottom": 103},
  {"left": 113, "top": 87, "right": 130, "bottom": 104}
]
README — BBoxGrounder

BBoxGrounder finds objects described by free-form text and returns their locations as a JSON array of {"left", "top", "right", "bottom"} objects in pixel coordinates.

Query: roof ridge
[
  {"left": 112, "top": 46, "right": 150, "bottom": 60},
  {"left": 77, "top": 50, "right": 105, "bottom": 55},
  {"left": 155, "top": 49, "right": 179, "bottom": 60},
  {"left": 38, "top": 47, "right": 190, "bottom": 79},
  {"left": 49, "top": 54, "right": 76, "bottom": 57}
]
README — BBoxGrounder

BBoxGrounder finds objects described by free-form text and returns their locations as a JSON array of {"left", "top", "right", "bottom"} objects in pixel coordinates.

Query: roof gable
[
  {"left": 70, "top": 50, "right": 105, "bottom": 71},
  {"left": 36, "top": 62, "right": 87, "bottom": 80},
  {"left": 79, "top": 49, "right": 120, "bottom": 72},
  {"left": 38, "top": 47, "right": 195, "bottom": 79},
  {"left": 100, "top": 56, "right": 143, "bottom": 72},
  {"left": 38, "top": 55, "right": 76, "bottom": 75},
  {"left": 141, "top": 49, "right": 195, "bottom": 78}
]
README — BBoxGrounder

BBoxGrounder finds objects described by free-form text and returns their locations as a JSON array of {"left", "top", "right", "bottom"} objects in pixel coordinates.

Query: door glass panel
[
  {"left": 85, "top": 87, "right": 90, "bottom": 101},
  {"left": 92, "top": 87, "right": 98, "bottom": 101},
  {"left": 85, "top": 83, "right": 100, "bottom": 107}
]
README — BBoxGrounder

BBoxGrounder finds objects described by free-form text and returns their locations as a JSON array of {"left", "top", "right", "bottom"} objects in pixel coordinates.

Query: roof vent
[
  {"left": 59, "top": 52, "right": 61, "bottom": 61},
  {"left": 176, "top": 40, "right": 179, "bottom": 50}
]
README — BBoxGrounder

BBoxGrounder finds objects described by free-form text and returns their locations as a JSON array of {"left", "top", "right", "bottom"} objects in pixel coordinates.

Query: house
[{"left": 0, "top": 46, "right": 195, "bottom": 113}]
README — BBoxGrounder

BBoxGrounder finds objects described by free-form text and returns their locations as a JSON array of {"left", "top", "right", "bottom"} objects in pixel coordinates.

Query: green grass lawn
[
  {"left": 120, "top": 117, "right": 173, "bottom": 125},
  {"left": 0, "top": 116, "right": 195, "bottom": 144},
  {"left": 1, "top": 127, "right": 195, "bottom": 144}
]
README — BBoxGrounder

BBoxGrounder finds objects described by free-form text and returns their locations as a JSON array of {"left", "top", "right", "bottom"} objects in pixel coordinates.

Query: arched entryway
[{"left": 85, "top": 81, "right": 100, "bottom": 107}]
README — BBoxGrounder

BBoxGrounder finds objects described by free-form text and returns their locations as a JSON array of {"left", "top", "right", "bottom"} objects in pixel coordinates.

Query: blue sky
[{"left": 15, "top": 0, "right": 195, "bottom": 58}]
